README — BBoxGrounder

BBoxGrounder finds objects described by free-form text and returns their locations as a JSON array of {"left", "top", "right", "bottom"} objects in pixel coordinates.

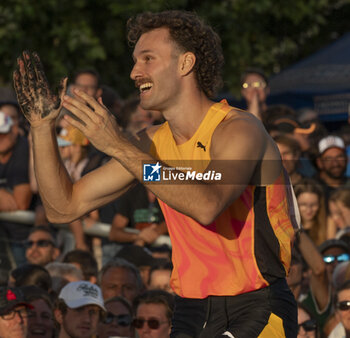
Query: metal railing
[{"left": 0, "top": 210, "right": 171, "bottom": 247}]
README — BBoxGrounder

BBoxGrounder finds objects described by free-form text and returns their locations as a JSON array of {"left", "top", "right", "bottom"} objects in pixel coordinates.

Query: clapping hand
[{"left": 13, "top": 51, "right": 67, "bottom": 127}]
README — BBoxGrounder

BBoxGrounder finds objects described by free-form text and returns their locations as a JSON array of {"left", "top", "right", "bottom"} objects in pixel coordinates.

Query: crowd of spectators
[{"left": 0, "top": 67, "right": 349, "bottom": 337}]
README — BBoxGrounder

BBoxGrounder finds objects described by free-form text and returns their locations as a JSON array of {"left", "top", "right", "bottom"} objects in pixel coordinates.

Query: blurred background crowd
[{"left": 1, "top": 1, "right": 350, "bottom": 337}]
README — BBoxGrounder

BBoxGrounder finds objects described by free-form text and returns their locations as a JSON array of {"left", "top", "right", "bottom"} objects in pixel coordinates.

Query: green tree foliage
[{"left": 1, "top": 0, "right": 350, "bottom": 98}]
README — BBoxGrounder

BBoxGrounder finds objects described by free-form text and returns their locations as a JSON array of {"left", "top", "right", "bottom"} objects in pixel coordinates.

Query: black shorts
[{"left": 171, "top": 278, "right": 297, "bottom": 338}]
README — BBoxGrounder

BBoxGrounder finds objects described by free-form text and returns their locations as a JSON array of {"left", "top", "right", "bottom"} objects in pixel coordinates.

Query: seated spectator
[
  {"left": 132, "top": 289, "right": 174, "bottom": 338},
  {"left": 8, "top": 264, "right": 52, "bottom": 292},
  {"left": 319, "top": 239, "right": 350, "bottom": 279},
  {"left": 297, "top": 303, "right": 317, "bottom": 338},
  {"left": 0, "top": 286, "right": 33, "bottom": 338},
  {"left": 21, "top": 285, "right": 55, "bottom": 338},
  {"left": 148, "top": 262, "right": 173, "bottom": 294},
  {"left": 108, "top": 183, "right": 168, "bottom": 248},
  {"left": 99, "top": 258, "right": 144, "bottom": 303},
  {"left": 98, "top": 296, "right": 133, "bottom": 338},
  {"left": 328, "top": 188, "right": 350, "bottom": 238},
  {"left": 328, "top": 280, "right": 350, "bottom": 338},
  {"left": 0, "top": 109, "right": 32, "bottom": 267},
  {"left": 315, "top": 135, "right": 350, "bottom": 202},
  {"left": 45, "top": 262, "right": 83, "bottom": 295},
  {"left": 25, "top": 226, "right": 59, "bottom": 267},
  {"left": 62, "top": 249, "right": 98, "bottom": 284},
  {"left": 294, "top": 178, "right": 327, "bottom": 245},
  {"left": 274, "top": 134, "right": 304, "bottom": 186},
  {"left": 115, "top": 245, "right": 168, "bottom": 286},
  {"left": 54, "top": 281, "right": 105, "bottom": 338}
]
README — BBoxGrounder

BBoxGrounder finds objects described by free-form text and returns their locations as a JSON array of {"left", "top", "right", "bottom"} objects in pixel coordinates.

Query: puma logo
[{"left": 197, "top": 141, "right": 206, "bottom": 152}]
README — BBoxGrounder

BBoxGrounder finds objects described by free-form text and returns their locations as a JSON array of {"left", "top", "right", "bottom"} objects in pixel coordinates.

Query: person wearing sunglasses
[
  {"left": 133, "top": 290, "right": 174, "bottom": 338},
  {"left": 0, "top": 286, "right": 33, "bottom": 338},
  {"left": 240, "top": 68, "right": 270, "bottom": 121},
  {"left": 97, "top": 296, "right": 133, "bottom": 338},
  {"left": 25, "top": 226, "right": 60, "bottom": 267},
  {"left": 319, "top": 239, "right": 350, "bottom": 278},
  {"left": 297, "top": 303, "right": 317, "bottom": 338},
  {"left": 328, "top": 280, "right": 350, "bottom": 338}
]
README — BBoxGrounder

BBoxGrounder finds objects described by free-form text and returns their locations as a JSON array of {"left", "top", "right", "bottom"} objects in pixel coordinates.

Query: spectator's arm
[
  {"left": 298, "top": 230, "right": 329, "bottom": 311},
  {"left": 69, "top": 219, "right": 89, "bottom": 251},
  {"left": 0, "top": 184, "right": 32, "bottom": 211}
]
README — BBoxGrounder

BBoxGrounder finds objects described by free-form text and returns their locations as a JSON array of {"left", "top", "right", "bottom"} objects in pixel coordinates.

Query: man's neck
[
  {"left": 319, "top": 172, "right": 344, "bottom": 187},
  {"left": 164, "top": 92, "right": 213, "bottom": 145}
]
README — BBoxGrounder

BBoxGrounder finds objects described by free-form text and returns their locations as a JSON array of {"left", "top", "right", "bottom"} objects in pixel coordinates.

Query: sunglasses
[
  {"left": 103, "top": 313, "right": 132, "bottom": 327},
  {"left": 132, "top": 317, "right": 168, "bottom": 330},
  {"left": 323, "top": 253, "right": 350, "bottom": 264},
  {"left": 25, "top": 240, "right": 54, "bottom": 248},
  {"left": 337, "top": 301, "right": 350, "bottom": 311},
  {"left": 298, "top": 319, "right": 316, "bottom": 332}
]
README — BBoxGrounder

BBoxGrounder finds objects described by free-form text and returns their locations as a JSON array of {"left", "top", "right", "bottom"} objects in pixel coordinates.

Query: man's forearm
[
  {"left": 113, "top": 138, "right": 227, "bottom": 225},
  {"left": 31, "top": 122, "right": 74, "bottom": 220}
]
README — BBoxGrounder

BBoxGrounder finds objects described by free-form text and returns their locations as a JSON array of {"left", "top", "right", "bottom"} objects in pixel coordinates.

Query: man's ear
[
  {"left": 179, "top": 52, "right": 196, "bottom": 76},
  {"left": 52, "top": 247, "right": 60, "bottom": 261},
  {"left": 316, "top": 157, "right": 323, "bottom": 170},
  {"left": 54, "top": 308, "right": 63, "bottom": 325}
]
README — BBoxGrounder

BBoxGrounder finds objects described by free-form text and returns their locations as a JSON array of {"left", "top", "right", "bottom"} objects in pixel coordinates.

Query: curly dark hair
[{"left": 127, "top": 10, "right": 224, "bottom": 98}]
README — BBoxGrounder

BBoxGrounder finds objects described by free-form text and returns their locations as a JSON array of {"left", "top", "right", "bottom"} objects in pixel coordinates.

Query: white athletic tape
[{"left": 222, "top": 331, "right": 235, "bottom": 338}]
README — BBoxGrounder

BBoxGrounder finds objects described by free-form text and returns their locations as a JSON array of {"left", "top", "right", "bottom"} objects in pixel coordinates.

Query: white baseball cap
[
  {"left": 59, "top": 281, "right": 106, "bottom": 311},
  {"left": 318, "top": 135, "right": 345, "bottom": 155},
  {"left": 0, "top": 111, "right": 13, "bottom": 134}
]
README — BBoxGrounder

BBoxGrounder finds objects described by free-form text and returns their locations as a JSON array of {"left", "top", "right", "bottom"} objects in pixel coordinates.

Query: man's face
[
  {"left": 148, "top": 269, "right": 172, "bottom": 294},
  {"left": 97, "top": 301, "right": 132, "bottom": 338},
  {"left": 72, "top": 74, "right": 100, "bottom": 98},
  {"left": 135, "top": 303, "right": 171, "bottom": 338},
  {"left": 241, "top": 73, "right": 269, "bottom": 105},
  {"left": 317, "top": 147, "right": 347, "bottom": 179},
  {"left": 0, "top": 305, "right": 28, "bottom": 338},
  {"left": 25, "top": 231, "right": 58, "bottom": 266},
  {"left": 100, "top": 267, "right": 140, "bottom": 303},
  {"left": 322, "top": 247, "right": 349, "bottom": 277},
  {"left": 276, "top": 143, "right": 299, "bottom": 176},
  {"left": 130, "top": 27, "right": 182, "bottom": 112},
  {"left": 0, "top": 123, "right": 18, "bottom": 156},
  {"left": 337, "top": 289, "right": 350, "bottom": 332},
  {"left": 27, "top": 299, "right": 54, "bottom": 338},
  {"left": 58, "top": 305, "right": 100, "bottom": 338}
]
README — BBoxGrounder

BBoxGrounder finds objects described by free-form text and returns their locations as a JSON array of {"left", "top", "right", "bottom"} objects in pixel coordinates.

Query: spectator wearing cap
[
  {"left": 328, "top": 280, "right": 350, "bottom": 338},
  {"left": 132, "top": 290, "right": 174, "bottom": 338},
  {"left": 99, "top": 258, "right": 144, "bottom": 303},
  {"left": 25, "top": 226, "right": 60, "bottom": 267},
  {"left": 97, "top": 296, "right": 133, "bottom": 338},
  {"left": 54, "top": 281, "right": 105, "bottom": 338},
  {"left": 0, "top": 286, "right": 33, "bottom": 338},
  {"left": 319, "top": 239, "right": 350, "bottom": 279},
  {"left": 0, "top": 108, "right": 32, "bottom": 268},
  {"left": 240, "top": 68, "right": 269, "bottom": 121},
  {"left": 267, "top": 112, "right": 318, "bottom": 178},
  {"left": 315, "top": 135, "right": 350, "bottom": 202}
]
